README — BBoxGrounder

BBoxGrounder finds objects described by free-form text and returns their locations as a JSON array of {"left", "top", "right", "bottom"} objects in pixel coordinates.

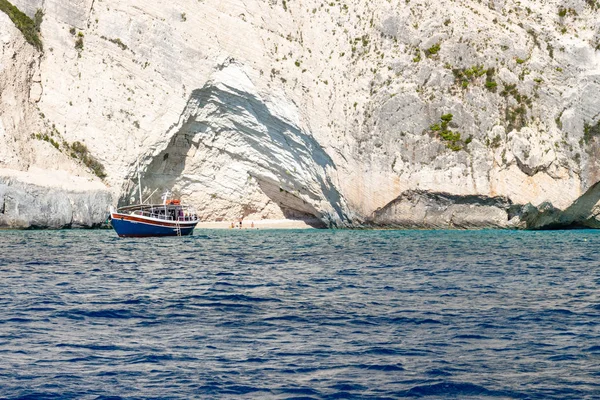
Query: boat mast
[
  {"left": 137, "top": 162, "right": 143, "bottom": 205},
  {"left": 162, "top": 190, "right": 170, "bottom": 219}
]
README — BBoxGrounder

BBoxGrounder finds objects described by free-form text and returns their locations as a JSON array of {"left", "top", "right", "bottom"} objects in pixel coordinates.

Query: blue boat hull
[{"left": 111, "top": 216, "right": 196, "bottom": 237}]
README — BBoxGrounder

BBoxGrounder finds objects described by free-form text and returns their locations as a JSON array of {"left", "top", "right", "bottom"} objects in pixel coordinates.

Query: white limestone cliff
[{"left": 1, "top": 0, "right": 600, "bottom": 228}]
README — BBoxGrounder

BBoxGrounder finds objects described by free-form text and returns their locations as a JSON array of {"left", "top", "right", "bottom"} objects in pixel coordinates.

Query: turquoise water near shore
[{"left": 0, "top": 229, "right": 599, "bottom": 399}]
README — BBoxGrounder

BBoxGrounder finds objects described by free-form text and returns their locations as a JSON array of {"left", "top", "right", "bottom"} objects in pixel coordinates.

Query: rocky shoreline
[
  {"left": 0, "top": 179, "right": 112, "bottom": 229},
  {"left": 3, "top": 179, "right": 600, "bottom": 231},
  {"left": 368, "top": 186, "right": 600, "bottom": 230}
]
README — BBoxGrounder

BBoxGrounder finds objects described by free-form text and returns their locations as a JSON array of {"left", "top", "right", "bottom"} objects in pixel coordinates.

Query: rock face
[
  {"left": 370, "top": 187, "right": 600, "bottom": 230},
  {"left": 1, "top": 0, "right": 600, "bottom": 229},
  {"left": 130, "top": 63, "right": 354, "bottom": 227},
  {"left": 0, "top": 177, "right": 111, "bottom": 228},
  {"left": 371, "top": 191, "right": 519, "bottom": 229}
]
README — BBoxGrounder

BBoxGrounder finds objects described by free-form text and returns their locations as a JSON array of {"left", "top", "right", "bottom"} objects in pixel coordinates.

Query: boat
[
  {"left": 109, "top": 190, "right": 199, "bottom": 237},
  {"left": 109, "top": 164, "right": 198, "bottom": 237}
]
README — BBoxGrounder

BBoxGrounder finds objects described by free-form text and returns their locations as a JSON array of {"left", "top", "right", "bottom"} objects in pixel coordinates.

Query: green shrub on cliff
[
  {"left": 430, "top": 114, "right": 467, "bottom": 151},
  {"left": 75, "top": 31, "right": 84, "bottom": 51},
  {"left": 453, "top": 65, "right": 487, "bottom": 89},
  {"left": 34, "top": 132, "right": 59, "bottom": 149},
  {"left": 426, "top": 43, "right": 441, "bottom": 56},
  {"left": 583, "top": 121, "right": 600, "bottom": 144},
  {"left": 0, "top": 0, "right": 43, "bottom": 50},
  {"left": 70, "top": 141, "right": 107, "bottom": 179},
  {"left": 33, "top": 8, "right": 43, "bottom": 32},
  {"left": 485, "top": 80, "right": 498, "bottom": 91}
]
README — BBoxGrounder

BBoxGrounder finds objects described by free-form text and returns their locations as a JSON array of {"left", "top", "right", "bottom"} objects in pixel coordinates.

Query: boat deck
[{"left": 116, "top": 204, "right": 198, "bottom": 223}]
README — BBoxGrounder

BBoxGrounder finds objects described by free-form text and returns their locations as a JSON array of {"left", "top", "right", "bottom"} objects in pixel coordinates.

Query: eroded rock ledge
[
  {"left": 0, "top": 179, "right": 112, "bottom": 229},
  {"left": 3, "top": 180, "right": 600, "bottom": 230},
  {"left": 369, "top": 185, "right": 600, "bottom": 230}
]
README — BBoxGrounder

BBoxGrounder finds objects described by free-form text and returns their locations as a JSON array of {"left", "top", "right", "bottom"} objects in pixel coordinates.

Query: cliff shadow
[{"left": 122, "top": 77, "right": 347, "bottom": 226}]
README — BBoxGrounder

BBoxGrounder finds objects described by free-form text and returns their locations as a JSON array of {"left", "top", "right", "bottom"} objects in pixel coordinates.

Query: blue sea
[{"left": 0, "top": 229, "right": 599, "bottom": 399}]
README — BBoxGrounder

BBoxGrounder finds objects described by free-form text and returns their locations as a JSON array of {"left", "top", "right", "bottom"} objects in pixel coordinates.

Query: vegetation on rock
[
  {"left": 32, "top": 130, "right": 107, "bottom": 179},
  {"left": 34, "top": 132, "right": 59, "bottom": 149},
  {"left": 70, "top": 141, "right": 107, "bottom": 179},
  {"left": 583, "top": 121, "right": 600, "bottom": 144},
  {"left": 0, "top": 0, "right": 43, "bottom": 50},
  {"left": 101, "top": 36, "right": 128, "bottom": 51},
  {"left": 453, "top": 65, "right": 488, "bottom": 89},
  {"left": 430, "top": 114, "right": 469, "bottom": 152},
  {"left": 485, "top": 68, "right": 497, "bottom": 92},
  {"left": 74, "top": 31, "right": 84, "bottom": 52},
  {"left": 426, "top": 43, "right": 440, "bottom": 56}
]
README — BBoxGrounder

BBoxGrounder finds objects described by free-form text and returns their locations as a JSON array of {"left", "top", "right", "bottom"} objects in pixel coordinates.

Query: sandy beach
[{"left": 195, "top": 219, "right": 321, "bottom": 230}]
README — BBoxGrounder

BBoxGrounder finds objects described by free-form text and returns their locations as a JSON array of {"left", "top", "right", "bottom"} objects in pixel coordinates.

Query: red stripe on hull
[
  {"left": 117, "top": 233, "right": 194, "bottom": 238},
  {"left": 111, "top": 213, "right": 198, "bottom": 228}
]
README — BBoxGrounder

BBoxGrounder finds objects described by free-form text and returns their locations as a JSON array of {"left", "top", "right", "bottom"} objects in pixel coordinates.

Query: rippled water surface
[{"left": 1, "top": 229, "right": 599, "bottom": 399}]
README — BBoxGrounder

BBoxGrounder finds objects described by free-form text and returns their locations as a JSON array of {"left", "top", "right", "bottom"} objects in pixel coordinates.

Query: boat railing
[{"left": 131, "top": 208, "right": 198, "bottom": 222}]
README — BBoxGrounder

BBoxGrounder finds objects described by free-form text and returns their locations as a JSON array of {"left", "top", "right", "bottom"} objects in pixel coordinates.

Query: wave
[
  {"left": 398, "top": 381, "right": 527, "bottom": 398},
  {"left": 53, "top": 309, "right": 153, "bottom": 320},
  {"left": 2, "top": 229, "right": 599, "bottom": 399}
]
